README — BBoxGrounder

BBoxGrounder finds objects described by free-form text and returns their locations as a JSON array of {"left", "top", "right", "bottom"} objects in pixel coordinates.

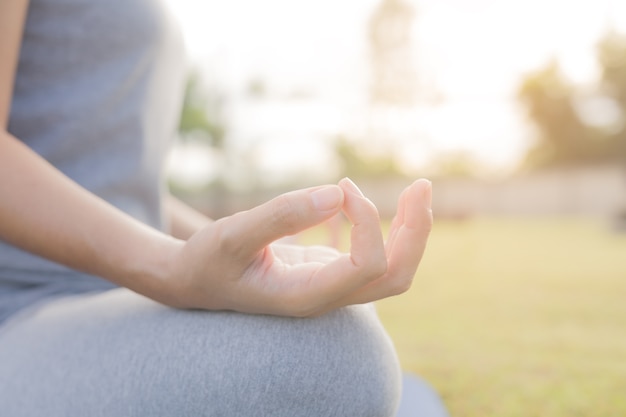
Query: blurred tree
[
  {"left": 178, "top": 71, "right": 227, "bottom": 149},
  {"left": 169, "top": 71, "right": 231, "bottom": 195},
  {"left": 368, "top": 0, "right": 417, "bottom": 106},
  {"left": 598, "top": 31, "right": 626, "bottom": 107},
  {"left": 333, "top": 135, "right": 405, "bottom": 179},
  {"left": 518, "top": 31, "right": 626, "bottom": 169},
  {"left": 348, "top": 0, "right": 420, "bottom": 180},
  {"left": 246, "top": 77, "right": 267, "bottom": 99},
  {"left": 596, "top": 30, "right": 626, "bottom": 161},
  {"left": 518, "top": 60, "right": 615, "bottom": 167},
  {"left": 428, "top": 151, "right": 479, "bottom": 179}
]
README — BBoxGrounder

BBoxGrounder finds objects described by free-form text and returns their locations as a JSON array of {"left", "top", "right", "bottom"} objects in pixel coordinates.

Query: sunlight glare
[{"left": 166, "top": 0, "right": 626, "bottom": 178}]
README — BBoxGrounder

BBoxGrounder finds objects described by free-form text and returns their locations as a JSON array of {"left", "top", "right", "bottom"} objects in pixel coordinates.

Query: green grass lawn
[{"left": 373, "top": 218, "right": 626, "bottom": 417}]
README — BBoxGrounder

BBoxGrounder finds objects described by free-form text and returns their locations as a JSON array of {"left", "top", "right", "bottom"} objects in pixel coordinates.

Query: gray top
[{"left": 0, "top": 0, "right": 187, "bottom": 323}]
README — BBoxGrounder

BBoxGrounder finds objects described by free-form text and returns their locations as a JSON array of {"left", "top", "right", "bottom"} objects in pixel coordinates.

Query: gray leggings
[{"left": 0, "top": 289, "right": 403, "bottom": 416}]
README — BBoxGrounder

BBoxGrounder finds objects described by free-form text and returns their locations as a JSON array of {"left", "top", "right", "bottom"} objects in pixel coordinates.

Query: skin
[{"left": 0, "top": 0, "right": 433, "bottom": 318}]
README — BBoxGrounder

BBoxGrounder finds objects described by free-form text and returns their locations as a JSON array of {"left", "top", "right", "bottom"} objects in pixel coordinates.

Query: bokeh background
[{"left": 165, "top": 0, "right": 626, "bottom": 415}]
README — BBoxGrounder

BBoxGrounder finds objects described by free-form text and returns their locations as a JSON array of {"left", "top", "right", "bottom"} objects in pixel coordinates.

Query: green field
[{"left": 374, "top": 218, "right": 626, "bottom": 417}]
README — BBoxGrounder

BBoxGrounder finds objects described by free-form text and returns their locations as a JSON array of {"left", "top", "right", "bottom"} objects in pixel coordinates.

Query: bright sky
[{"left": 165, "top": 0, "right": 626, "bottom": 181}]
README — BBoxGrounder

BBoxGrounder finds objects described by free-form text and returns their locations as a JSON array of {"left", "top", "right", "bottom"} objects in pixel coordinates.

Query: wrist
[{"left": 118, "top": 231, "right": 188, "bottom": 308}]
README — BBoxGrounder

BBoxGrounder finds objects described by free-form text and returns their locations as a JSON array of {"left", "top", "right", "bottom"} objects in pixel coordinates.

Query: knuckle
[
  {"left": 388, "top": 274, "right": 413, "bottom": 295},
  {"left": 215, "top": 217, "right": 242, "bottom": 256},
  {"left": 363, "top": 197, "right": 381, "bottom": 221},
  {"left": 376, "top": 255, "right": 389, "bottom": 276},
  {"left": 271, "top": 194, "right": 302, "bottom": 232},
  {"left": 366, "top": 254, "right": 388, "bottom": 279}
]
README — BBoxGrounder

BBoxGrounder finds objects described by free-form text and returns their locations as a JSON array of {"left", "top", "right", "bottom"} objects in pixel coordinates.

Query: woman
[{"left": 0, "top": 0, "right": 434, "bottom": 415}]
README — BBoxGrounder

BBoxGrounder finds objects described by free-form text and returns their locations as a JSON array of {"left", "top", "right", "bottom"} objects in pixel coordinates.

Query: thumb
[{"left": 218, "top": 185, "right": 344, "bottom": 259}]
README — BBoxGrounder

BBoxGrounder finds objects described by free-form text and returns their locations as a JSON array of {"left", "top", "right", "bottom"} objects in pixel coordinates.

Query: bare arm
[
  {"left": 0, "top": 0, "right": 182, "bottom": 305},
  {"left": 0, "top": 133, "right": 184, "bottom": 301}
]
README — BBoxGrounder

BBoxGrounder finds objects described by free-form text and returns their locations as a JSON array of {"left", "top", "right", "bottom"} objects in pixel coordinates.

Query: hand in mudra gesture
[{"left": 167, "top": 178, "right": 432, "bottom": 317}]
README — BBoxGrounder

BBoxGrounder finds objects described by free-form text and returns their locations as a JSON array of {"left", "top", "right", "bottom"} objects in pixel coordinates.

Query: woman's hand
[{"left": 165, "top": 178, "right": 432, "bottom": 317}]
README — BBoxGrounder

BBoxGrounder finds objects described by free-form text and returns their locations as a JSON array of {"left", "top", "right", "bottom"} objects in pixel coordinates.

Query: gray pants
[{"left": 0, "top": 289, "right": 403, "bottom": 416}]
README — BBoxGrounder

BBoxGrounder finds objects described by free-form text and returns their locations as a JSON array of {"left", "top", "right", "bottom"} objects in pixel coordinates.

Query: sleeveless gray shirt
[{"left": 1, "top": 0, "right": 187, "bottom": 324}]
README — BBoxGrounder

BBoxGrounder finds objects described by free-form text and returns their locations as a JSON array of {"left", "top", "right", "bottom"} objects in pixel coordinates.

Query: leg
[{"left": 0, "top": 288, "right": 402, "bottom": 417}]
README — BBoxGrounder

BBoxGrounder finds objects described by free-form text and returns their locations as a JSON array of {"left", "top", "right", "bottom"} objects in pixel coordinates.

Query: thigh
[{"left": 0, "top": 288, "right": 401, "bottom": 417}]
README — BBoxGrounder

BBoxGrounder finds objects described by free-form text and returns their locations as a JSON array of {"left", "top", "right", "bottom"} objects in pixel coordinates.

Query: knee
[
  {"left": 0, "top": 293, "right": 402, "bottom": 417},
  {"left": 301, "top": 305, "right": 402, "bottom": 416},
  {"left": 153, "top": 304, "right": 402, "bottom": 417},
  {"left": 103, "top": 291, "right": 402, "bottom": 416}
]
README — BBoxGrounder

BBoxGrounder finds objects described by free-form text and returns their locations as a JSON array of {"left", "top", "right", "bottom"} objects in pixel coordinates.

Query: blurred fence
[
  {"left": 180, "top": 165, "right": 626, "bottom": 221},
  {"left": 431, "top": 165, "right": 626, "bottom": 219}
]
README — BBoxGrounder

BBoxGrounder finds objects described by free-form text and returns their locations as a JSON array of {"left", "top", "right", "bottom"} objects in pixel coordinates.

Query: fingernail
[
  {"left": 340, "top": 177, "right": 365, "bottom": 197},
  {"left": 311, "top": 186, "right": 343, "bottom": 211}
]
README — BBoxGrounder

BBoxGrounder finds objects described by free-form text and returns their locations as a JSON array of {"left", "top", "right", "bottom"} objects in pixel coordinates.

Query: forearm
[{"left": 0, "top": 132, "right": 184, "bottom": 305}]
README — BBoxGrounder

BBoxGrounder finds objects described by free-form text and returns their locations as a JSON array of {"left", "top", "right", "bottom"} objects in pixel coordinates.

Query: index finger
[{"left": 216, "top": 185, "right": 344, "bottom": 261}]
